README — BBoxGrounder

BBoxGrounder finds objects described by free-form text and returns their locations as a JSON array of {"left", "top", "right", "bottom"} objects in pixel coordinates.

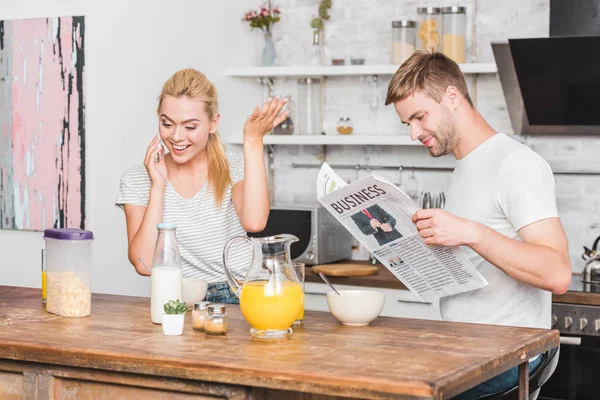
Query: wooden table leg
[{"left": 518, "top": 361, "right": 529, "bottom": 400}]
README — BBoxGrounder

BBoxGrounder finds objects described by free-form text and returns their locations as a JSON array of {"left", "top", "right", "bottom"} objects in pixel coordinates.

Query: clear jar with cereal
[
  {"left": 417, "top": 7, "right": 442, "bottom": 52},
  {"left": 442, "top": 6, "right": 466, "bottom": 64}
]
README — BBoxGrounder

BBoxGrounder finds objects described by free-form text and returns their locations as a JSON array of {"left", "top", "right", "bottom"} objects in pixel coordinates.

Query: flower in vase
[{"left": 242, "top": 3, "right": 281, "bottom": 33}]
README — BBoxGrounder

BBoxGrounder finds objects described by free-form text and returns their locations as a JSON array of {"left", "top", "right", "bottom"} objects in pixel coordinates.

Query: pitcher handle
[{"left": 223, "top": 236, "right": 253, "bottom": 297}]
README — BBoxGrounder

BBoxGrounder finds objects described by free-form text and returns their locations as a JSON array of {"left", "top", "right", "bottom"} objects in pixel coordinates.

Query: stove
[
  {"left": 551, "top": 278, "right": 600, "bottom": 337},
  {"left": 539, "top": 275, "right": 600, "bottom": 400}
]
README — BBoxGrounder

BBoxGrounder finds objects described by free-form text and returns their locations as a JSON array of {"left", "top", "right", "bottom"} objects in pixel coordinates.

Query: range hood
[{"left": 492, "top": 37, "right": 600, "bottom": 135}]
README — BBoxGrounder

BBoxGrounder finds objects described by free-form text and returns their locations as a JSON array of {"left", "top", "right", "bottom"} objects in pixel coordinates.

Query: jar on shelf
[
  {"left": 442, "top": 6, "right": 467, "bottom": 64},
  {"left": 273, "top": 95, "right": 295, "bottom": 135},
  {"left": 297, "top": 78, "right": 323, "bottom": 135},
  {"left": 336, "top": 117, "right": 353, "bottom": 135},
  {"left": 392, "top": 20, "right": 416, "bottom": 65},
  {"left": 204, "top": 304, "right": 229, "bottom": 335},
  {"left": 417, "top": 7, "right": 442, "bottom": 52}
]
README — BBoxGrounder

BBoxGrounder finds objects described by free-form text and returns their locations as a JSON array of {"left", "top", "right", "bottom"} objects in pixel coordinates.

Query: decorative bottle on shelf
[
  {"left": 308, "top": 31, "right": 326, "bottom": 66},
  {"left": 262, "top": 31, "right": 276, "bottom": 66}
]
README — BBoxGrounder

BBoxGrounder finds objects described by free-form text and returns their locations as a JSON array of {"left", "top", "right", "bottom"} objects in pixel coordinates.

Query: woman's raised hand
[{"left": 243, "top": 97, "right": 289, "bottom": 145}]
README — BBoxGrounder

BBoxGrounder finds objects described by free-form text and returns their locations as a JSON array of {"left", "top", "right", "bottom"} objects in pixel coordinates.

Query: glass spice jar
[
  {"left": 205, "top": 304, "right": 229, "bottom": 335},
  {"left": 192, "top": 301, "right": 211, "bottom": 331},
  {"left": 336, "top": 117, "right": 353, "bottom": 135}
]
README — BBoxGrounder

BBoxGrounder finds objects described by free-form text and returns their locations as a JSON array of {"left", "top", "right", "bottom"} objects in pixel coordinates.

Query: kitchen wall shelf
[
  {"left": 225, "top": 63, "right": 497, "bottom": 78},
  {"left": 226, "top": 134, "right": 419, "bottom": 146}
]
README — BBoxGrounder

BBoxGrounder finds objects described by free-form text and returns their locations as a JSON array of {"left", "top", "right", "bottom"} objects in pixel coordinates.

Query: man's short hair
[{"left": 385, "top": 51, "right": 474, "bottom": 107}]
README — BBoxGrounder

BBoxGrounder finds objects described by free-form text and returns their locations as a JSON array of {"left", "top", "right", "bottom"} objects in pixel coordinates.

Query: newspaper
[{"left": 317, "top": 163, "right": 488, "bottom": 303}]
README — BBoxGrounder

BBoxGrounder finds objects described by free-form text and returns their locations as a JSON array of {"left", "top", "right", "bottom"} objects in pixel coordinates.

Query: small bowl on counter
[
  {"left": 183, "top": 278, "right": 208, "bottom": 309},
  {"left": 326, "top": 289, "right": 385, "bottom": 326}
]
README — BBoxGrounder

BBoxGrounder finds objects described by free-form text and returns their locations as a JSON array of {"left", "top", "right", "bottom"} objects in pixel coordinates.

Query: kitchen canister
[
  {"left": 417, "top": 7, "right": 442, "bottom": 52},
  {"left": 442, "top": 6, "right": 467, "bottom": 64},
  {"left": 44, "top": 228, "right": 94, "bottom": 317},
  {"left": 296, "top": 78, "right": 323, "bottom": 135},
  {"left": 392, "top": 20, "right": 416, "bottom": 65}
]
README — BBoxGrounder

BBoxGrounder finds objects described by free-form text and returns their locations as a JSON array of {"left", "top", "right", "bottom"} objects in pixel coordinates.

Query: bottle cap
[
  {"left": 194, "top": 301, "right": 211, "bottom": 311},
  {"left": 208, "top": 304, "right": 226, "bottom": 314}
]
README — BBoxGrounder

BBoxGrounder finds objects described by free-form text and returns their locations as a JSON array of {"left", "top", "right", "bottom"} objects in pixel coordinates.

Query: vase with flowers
[{"left": 243, "top": 3, "right": 281, "bottom": 66}]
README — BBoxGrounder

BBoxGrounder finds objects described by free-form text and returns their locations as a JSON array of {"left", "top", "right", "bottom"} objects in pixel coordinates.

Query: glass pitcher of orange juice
[{"left": 223, "top": 234, "right": 303, "bottom": 339}]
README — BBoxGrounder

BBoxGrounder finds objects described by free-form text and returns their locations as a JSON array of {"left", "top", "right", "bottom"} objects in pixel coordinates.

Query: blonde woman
[{"left": 116, "top": 69, "right": 287, "bottom": 303}]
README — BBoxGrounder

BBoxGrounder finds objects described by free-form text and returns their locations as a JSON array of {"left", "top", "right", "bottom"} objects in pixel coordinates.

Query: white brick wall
[{"left": 267, "top": 0, "right": 596, "bottom": 273}]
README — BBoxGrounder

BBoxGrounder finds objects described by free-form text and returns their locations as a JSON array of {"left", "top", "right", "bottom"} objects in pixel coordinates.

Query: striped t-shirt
[{"left": 115, "top": 153, "right": 251, "bottom": 283}]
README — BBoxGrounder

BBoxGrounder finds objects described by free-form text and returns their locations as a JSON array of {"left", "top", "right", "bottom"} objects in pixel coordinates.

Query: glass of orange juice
[
  {"left": 41, "top": 249, "right": 47, "bottom": 304},
  {"left": 239, "top": 279, "right": 304, "bottom": 339},
  {"left": 292, "top": 262, "right": 305, "bottom": 326}
]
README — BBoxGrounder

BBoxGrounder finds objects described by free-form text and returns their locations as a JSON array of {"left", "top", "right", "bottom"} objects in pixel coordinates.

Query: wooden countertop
[
  {"left": 0, "top": 286, "right": 558, "bottom": 399},
  {"left": 306, "top": 261, "right": 408, "bottom": 290},
  {"left": 552, "top": 275, "right": 600, "bottom": 306}
]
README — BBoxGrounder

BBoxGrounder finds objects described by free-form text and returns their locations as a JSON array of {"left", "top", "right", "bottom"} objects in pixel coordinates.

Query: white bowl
[
  {"left": 326, "top": 289, "right": 385, "bottom": 326},
  {"left": 182, "top": 278, "right": 208, "bottom": 308}
]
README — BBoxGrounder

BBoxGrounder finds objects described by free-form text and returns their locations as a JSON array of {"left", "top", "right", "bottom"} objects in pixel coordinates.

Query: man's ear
[{"left": 445, "top": 86, "right": 462, "bottom": 110}]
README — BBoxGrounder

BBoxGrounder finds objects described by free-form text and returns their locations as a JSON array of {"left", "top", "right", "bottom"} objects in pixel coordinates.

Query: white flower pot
[{"left": 162, "top": 314, "right": 185, "bottom": 336}]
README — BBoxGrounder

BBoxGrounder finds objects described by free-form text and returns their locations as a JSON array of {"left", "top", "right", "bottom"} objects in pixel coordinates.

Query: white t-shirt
[
  {"left": 115, "top": 153, "right": 251, "bottom": 283},
  {"left": 441, "top": 133, "right": 558, "bottom": 329}
]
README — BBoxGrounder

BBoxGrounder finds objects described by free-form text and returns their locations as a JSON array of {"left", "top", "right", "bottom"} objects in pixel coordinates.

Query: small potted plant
[{"left": 162, "top": 299, "right": 187, "bottom": 336}]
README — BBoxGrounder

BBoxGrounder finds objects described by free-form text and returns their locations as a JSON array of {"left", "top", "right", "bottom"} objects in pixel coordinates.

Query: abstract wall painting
[{"left": 0, "top": 16, "right": 85, "bottom": 231}]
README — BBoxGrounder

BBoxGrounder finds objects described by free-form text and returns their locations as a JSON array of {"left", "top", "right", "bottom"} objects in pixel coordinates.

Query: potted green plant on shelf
[
  {"left": 162, "top": 299, "right": 187, "bottom": 336},
  {"left": 308, "top": 0, "right": 332, "bottom": 66},
  {"left": 311, "top": 0, "right": 332, "bottom": 34},
  {"left": 242, "top": 2, "right": 281, "bottom": 66}
]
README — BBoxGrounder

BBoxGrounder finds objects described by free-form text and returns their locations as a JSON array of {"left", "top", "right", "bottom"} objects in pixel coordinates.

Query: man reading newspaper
[{"left": 385, "top": 51, "right": 571, "bottom": 399}]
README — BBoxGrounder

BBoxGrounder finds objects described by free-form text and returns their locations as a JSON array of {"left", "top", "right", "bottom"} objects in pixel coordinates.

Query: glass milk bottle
[{"left": 151, "top": 223, "right": 183, "bottom": 324}]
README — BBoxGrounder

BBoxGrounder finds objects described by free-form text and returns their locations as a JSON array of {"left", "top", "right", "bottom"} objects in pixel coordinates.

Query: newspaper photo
[{"left": 317, "top": 163, "right": 488, "bottom": 303}]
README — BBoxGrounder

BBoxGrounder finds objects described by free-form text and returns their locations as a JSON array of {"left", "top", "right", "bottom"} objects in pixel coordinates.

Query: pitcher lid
[{"left": 44, "top": 228, "right": 94, "bottom": 240}]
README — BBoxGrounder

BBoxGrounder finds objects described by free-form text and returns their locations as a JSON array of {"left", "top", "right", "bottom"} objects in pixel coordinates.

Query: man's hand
[
  {"left": 380, "top": 223, "right": 392, "bottom": 232},
  {"left": 370, "top": 219, "right": 382, "bottom": 230},
  {"left": 412, "top": 209, "right": 479, "bottom": 247}
]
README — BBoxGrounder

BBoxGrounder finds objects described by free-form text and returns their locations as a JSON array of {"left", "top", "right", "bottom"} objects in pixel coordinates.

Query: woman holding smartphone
[{"left": 116, "top": 69, "right": 287, "bottom": 303}]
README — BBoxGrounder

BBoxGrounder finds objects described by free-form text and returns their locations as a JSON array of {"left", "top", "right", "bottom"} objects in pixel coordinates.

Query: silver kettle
[{"left": 582, "top": 236, "right": 600, "bottom": 284}]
